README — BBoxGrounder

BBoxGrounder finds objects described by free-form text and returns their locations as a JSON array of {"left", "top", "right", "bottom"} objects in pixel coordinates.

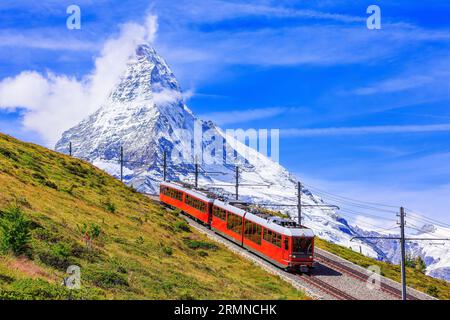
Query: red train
[{"left": 160, "top": 181, "right": 315, "bottom": 271}]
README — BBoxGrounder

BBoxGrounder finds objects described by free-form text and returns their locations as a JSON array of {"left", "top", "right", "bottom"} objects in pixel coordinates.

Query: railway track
[
  {"left": 148, "top": 194, "right": 424, "bottom": 300},
  {"left": 297, "top": 273, "right": 358, "bottom": 300},
  {"left": 315, "top": 252, "right": 418, "bottom": 300}
]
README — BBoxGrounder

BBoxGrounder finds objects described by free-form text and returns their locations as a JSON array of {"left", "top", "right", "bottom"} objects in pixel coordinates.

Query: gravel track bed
[{"left": 315, "top": 248, "right": 436, "bottom": 300}]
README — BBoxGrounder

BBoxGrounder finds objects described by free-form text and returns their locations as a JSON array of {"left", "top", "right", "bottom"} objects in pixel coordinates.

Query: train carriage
[
  {"left": 211, "top": 200, "right": 246, "bottom": 245},
  {"left": 160, "top": 181, "right": 213, "bottom": 224},
  {"left": 159, "top": 181, "right": 315, "bottom": 272},
  {"left": 242, "top": 213, "right": 315, "bottom": 270}
]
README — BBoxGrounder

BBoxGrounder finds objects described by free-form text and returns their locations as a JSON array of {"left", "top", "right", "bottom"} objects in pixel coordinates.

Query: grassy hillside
[
  {"left": 0, "top": 133, "right": 307, "bottom": 300},
  {"left": 315, "top": 238, "right": 450, "bottom": 300}
]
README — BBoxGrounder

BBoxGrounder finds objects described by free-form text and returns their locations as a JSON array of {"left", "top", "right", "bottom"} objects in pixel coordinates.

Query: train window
[
  {"left": 227, "top": 213, "right": 242, "bottom": 234},
  {"left": 244, "top": 221, "right": 262, "bottom": 245},
  {"left": 212, "top": 206, "right": 227, "bottom": 221},
  {"left": 263, "top": 229, "right": 281, "bottom": 248},
  {"left": 284, "top": 237, "right": 289, "bottom": 250},
  {"left": 161, "top": 186, "right": 183, "bottom": 201},
  {"left": 292, "top": 237, "right": 313, "bottom": 255},
  {"left": 264, "top": 229, "right": 272, "bottom": 242},
  {"left": 185, "top": 195, "right": 206, "bottom": 212},
  {"left": 275, "top": 233, "right": 281, "bottom": 247}
]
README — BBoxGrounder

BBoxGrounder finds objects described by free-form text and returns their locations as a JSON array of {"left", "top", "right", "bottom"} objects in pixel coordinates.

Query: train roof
[
  {"left": 161, "top": 181, "right": 214, "bottom": 203},
  {"left": 161, "top": 181, "right": 314, "bottom": 238},
  {"left": 214, "top": 198, "right": 314, "bottom": 237}
]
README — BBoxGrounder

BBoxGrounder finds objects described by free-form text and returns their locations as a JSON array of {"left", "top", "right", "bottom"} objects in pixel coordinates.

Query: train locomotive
[{"left": 160, "top": 181, "right": 315, "bottom": 272}]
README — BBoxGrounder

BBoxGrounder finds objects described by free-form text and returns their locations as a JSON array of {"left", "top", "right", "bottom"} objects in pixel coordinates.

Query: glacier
[{"left": 55, "top": 44, "right": 450, "bottom": 282}]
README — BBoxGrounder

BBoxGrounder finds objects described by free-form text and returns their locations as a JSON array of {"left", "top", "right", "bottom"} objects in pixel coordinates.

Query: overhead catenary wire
[
  {"left": 302, "top": 183, "right": 399, "bottom": 209},
  {"left": 406, "top": 210, "right": 450, "bottom": 229},
  {"left": 303, "top": 186, "right": 398, "bottom": 214}
]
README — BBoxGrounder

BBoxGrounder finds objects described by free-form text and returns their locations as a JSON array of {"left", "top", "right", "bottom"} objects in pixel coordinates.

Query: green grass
[
  {"left": 0, "top": 133, "right": 308, "bottom": 300},
  {"left": 315, "top": 238, "right": 450, "bottom": 300}
]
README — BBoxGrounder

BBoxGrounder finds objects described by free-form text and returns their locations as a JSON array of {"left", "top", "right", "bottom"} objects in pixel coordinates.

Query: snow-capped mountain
[{"left": 55, "top": 44, "right": 449, "bottom": 282}]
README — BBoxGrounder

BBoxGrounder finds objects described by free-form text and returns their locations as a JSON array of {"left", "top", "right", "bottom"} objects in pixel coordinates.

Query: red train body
[{"left": 160, "top": 181, "right": 314, "bottom": 271}]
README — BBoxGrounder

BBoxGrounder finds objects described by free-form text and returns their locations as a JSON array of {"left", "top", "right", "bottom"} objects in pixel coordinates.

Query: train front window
[{"left": 292, "top": 237, "right": 313, "bottom": 255}]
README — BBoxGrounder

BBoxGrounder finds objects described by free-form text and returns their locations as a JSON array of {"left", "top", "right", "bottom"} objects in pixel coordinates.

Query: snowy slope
[{"left": 55, "top": 44, "right": 449, "bottom": 281}]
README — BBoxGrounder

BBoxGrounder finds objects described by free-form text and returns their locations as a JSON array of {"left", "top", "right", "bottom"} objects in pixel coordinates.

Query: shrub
[
  {"left": 0, "top": 279, "right": 69, "bottom": 300},
  {"left": 78, "top": 223, "right": 102, "bottom": 240},
  {"left": 184, "top": 239, "right": 218, "bottom": 251},
  {"left": 174, "top": 221, "right": 191, "bottom": 233},
  {"left": 162, "top": 246, "right": 173, "bottom": 256},
  {"left": 416, "top": 256, "right": 427, "bottom": 274},
  {"left": 104, "top": 199, "right": 116, "bottom": 214},
  {"left": 0, "top": 278, "right": 103, "bottom": 300},
  {"left": 66, "top": 184, "right": 78, "bottom": 196},
  {"left": 51, "top": 242, "right": 72, "bottom": 258},
  {"left": 32, "top": 228, "right": 60, "bottom": 243},
  {"left": 44, "top": 180, "right": 58, "bottom": 190},
  {"left": 136, "top": 236, "right": 144, "bottom": 245},
  {"left": 14, "top": 196, "right": 32, "bottom": 209},
  {"left": 0, "top": 206, "right": 31, "bottom": 255},
  {"left": 90, "top": 270, "right": 129, "bottom": 288},
  {"left": 38, "top": 241, "right": 74, "bottom": 270},
  {"left": 427, "top": 285, "right": 439, "bottom": 297},
  {"left": 198, "top": 251, "right": 209, "bottom": 258},
  {"left": 0, "top": 147, "right": 18, "bottom": 161},
  {"left": 405, "top": 255, "right": 427, "bottom": 273}
]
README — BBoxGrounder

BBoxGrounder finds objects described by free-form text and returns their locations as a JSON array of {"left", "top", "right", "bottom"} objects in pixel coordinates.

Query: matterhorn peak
[{"left": 109, "top": 44, "right": 180, "bottom": 104}]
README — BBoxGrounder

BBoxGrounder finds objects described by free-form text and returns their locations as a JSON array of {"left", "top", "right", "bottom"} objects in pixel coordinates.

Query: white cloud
[
  {"left": 0, "top": 30, "right": 98, "bottom": 51},
  {"left": 0, "top": 15, "right": 159, "bottom": 147},
  {"left": 352, "top": 76, "right": 434, "bottom": 96},
  {"left": 153, "top": 87, "right": 193, "bottom": 105},
  {"left": 282, "top": 124, "right": 450, "bottom": 137},
  {"left": 200, "top": 106, "right": 304, "bottom": 125},
  {"left": 156, "top": 0, "right": 365, "bottom": 24}
]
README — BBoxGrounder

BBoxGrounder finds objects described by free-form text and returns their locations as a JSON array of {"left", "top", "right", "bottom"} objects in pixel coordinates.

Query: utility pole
[
  {"left": 256, "top": 183, "right": 338, "bottom": 225},
  {"left": 69, "top": 142, "right": 72, "bottom": 157},
  {"left": 399, "top": 207, "right": 407, "bottom": 301},
  {"left": 297, "top": 182, "right": 302, "bottom": 226},
  {"left": 163, "top": 151, "right": 167, "bottom": 182},
  {"left": 235, "top": 165, "right": 239, "bottom": 200},
  {"left": 120, "top": 146, "right": 123, "bottom": 183},
  {"left": 194, "top": 162, "right": 199, "bottom": 189}
]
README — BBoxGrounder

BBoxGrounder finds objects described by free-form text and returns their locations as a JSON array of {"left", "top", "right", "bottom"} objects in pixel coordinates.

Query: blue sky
[{"left": 1, "top": 0, "right": 450, "bottom": 226}]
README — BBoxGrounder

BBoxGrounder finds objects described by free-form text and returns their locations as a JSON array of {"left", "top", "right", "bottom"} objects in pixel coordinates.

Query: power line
[
  {"left": 304, "top": 189, "right": 398, "bottom": 214},
  {"left": 302, "top": 183, "right": 399, "bottom": 209},
  {"left": 337, "top": 207, "right": 397, "bottom": 222},
  {"left": 406, "top": 210, "right": 450, "bottom": 229}
]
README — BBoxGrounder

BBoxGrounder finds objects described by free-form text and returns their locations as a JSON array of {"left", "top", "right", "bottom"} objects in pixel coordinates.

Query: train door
[{"left": 282, "top": 236, "right": 290, "bottom": 260}]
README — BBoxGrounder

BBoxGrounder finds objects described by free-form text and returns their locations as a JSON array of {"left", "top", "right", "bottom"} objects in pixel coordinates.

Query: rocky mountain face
[{"left": 55, "top": 44, "right": 449, "bottom": 282}]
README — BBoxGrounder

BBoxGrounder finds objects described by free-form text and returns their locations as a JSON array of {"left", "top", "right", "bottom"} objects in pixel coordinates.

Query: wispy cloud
[
  {"left": 351, "top": 76, "right": 434, "bottom": 96},
  {"left": 201, "top": 106, "right": 305, "bottom": 125},
  {"left": 282, "top": 124, "right": 450, "bottom": 137},
  {"left": 0, "top": 30, "right": 98, "bottom": 51},
  {"left": 156, "top": 0, "right": 365, "bottom": 24}
]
